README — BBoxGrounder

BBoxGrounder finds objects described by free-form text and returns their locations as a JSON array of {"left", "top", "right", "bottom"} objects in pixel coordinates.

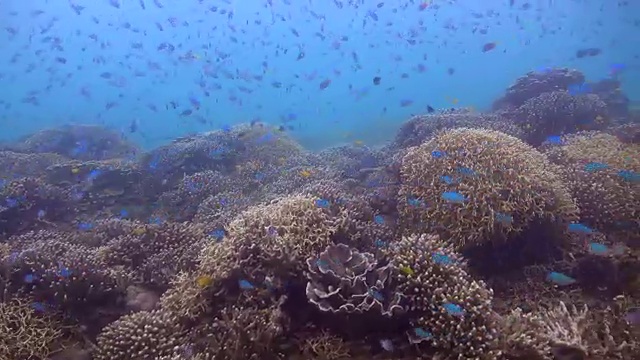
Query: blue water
[{"left": 0, "top": 0, "right": 638, "bottom": 150}]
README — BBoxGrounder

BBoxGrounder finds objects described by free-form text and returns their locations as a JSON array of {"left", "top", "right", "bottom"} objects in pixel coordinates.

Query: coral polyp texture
[
  {"left": 398, "top": 127, "right": 578, "bottom": 249},
  {"left": 543, "top": 131, "right": 640, "bottom": 241},
  {"left": 94, "top": 310, "right": 187, "bottom": 360}
]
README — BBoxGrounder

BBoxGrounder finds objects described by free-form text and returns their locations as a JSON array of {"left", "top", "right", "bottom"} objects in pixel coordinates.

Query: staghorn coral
[
  {"left": 94, "top": 310, "right": 187, "bottom": 360},
  {"left": 300, "top": 331, "right": 351, "bottom": 360},
  {"left": 542, "top": 131, "right": 639, "bottom": 241},
  {"left": 305, "top": 243, "right": 405, "bottom": 316},
  {"left": 500, "top": 298, "right": 639, "bottom": 359},
  {"left": 492, "top": 68, "right": 585, "bottom": 110},
  {"left": 96, "top": 220, "right": 208, "bottom": 288},
  {"left": 187, "top": 302, "right": 287, "bottom": 360},
  {"left": 388, "top": 233, "right": 501, "bottom": 359},
  {"left": 514, "top": 90, "right": 608, "bottom": 146},
  {"left": 398, "top": 128, "right": 578, "bottom": 249},
  {"left": 0, "top": 297, "right": 63, "bottom": 360}
]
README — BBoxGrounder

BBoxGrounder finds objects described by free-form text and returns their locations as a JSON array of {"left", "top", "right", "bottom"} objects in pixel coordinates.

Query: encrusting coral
[
  {"left": 387, "top": 233, "right": 501, "bottom": 359},
  {"left": 398, "top": 127, "right": 578, "bottom": 249},
  {"left": 542, "top": 131, "right": 640, "bottom": 241}
]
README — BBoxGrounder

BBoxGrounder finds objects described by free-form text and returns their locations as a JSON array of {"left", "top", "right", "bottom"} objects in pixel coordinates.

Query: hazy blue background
[{"left": 0, "top": 0, "right": 638, "bottom": 150}]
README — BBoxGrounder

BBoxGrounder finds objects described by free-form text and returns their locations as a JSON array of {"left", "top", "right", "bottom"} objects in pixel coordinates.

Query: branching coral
[
  {"left": 97, "top": 220, "right": 208, "bottom": 287},
  {"left": 0, "top": 297, "right": 63, "bottom": 360},
  {"left": 300, "top": 331, "right": 351, "bottom": 360},
  {"left": 542, "top": 131, "right": 639, "bottom": 241},
  {"left": 398, "top": 128, "right": 578, "bottom": 249},
  {"left": 388, "top": 234, "right": 501, "bottom": 359},
  {"left": 492, "top": 68, "right": 585, "bottom": 110},
  {"left": 0, "top": 150, "right": 67, "bottom": 178},
  {"left": 94, "top": 310, "right": 187, "bottom": 360},
  {"left": 514, "top": 90, "right": 608, "bottom": 146},
  {"left": 187, "top": 303, "right": 287, "bottom": 360},
  {"left": 500, "top": 299, "right": 639, "bottom": 359},
  {"left": 305, "top": 243, "right": 405, "bottom": 316},
  {"left": 392, "top": 111, "right": 524, "bottom": 150}
]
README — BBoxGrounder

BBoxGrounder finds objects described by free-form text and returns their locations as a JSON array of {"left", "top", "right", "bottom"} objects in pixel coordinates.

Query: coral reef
[
  {"left": 0, "top": 298, "right": 63, "bottom": 360},
  {"left": 94, "top": 310, "right": 187, "bottom": 360},
  {"left": 542, "top": 131, "right": 639, "bottom": 241},
  {"left": 0, "top": 68, "right": 638, "bottom": 360},
  {"left": 305, "top": 243, "right": 405, "bottom": 317},
  {"left": 492, "top": 68, "right": 585, "bottom": 110},
  {"left": 514, "top": 90, "right": 608, "bottom": 146},
  {"left": 388, "top": 233, "right": 501, "bottom": 359},
  {"left": 9, "top": 124, "right": 138, "bottom": 161},
  {"left": 398, "top": 127, "right": 578, "bottom": 249}
]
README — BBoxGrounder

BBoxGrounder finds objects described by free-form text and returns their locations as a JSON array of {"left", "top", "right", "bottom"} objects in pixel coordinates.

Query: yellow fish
[
  {"left": 354, "top": 140, "right": 364, "bottom": 146},
  {"left": 196, "top": 275, "right": 213, "bottom": 288},
  {"left": 399, "top": 265, "right": 414, "bottom": 276},
  {"left": 71, "top": 167, "right": 80, "bottom": 174},
  {"left": 132, "top": 227, "right": 146, "bottom": 236},
  {"left": 299, "top": 169, "right": 313, "bottom": 178}
]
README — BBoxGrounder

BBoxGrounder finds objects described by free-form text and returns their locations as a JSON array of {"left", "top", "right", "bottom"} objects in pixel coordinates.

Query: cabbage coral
[
  {"left": 388, "top": 234, "right": 501, "bottom": 359},
  {"left": 543, "top": 131, "right": 639, "bottom": 241},
  {"left": 398, "top": 128, "right": 579, "bottom": 249}
]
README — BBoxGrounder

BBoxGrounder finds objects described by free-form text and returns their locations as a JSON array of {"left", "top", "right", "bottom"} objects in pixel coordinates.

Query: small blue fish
[
  {"left": 57, "top": 263, "right": 72, "bottom": 278},
  {"left": 431, "top": 150, "right": 446, "bottom": 159},
  {"left": 119, "top": 208, "right": 129, "bottom": 218},
  {"left": 547, "top": 271, "right": 577, "bottom": 286},
  {"left": 209, "top": 146, "right": 225, "bottom": 157},
  {"left": 588, "top": 243, "right": 609, "bottom": 256},
  {"left": 407, "top": 197, "right": 423, "bottom": 207},
  {"left": 210, "top": 229, "right": 225, "bottom": 241},
  {"left": 31, "top": 302, "right": 47, "bottom": 312},
  {"left": 24, "top": 274, "right": 37, "bottom": 283},
  {"left": 432, "top": 252, "right": 454, "bottom": 265},
  {"left": 368, "top": 288, "right": 384, "bottom": 301},
  {"left": 87, "top": 169, "right": 102, "bottom": 181},
  {"left": 5, "top": 197, "right": 19, "bottom": 208},
  {"left": 456, "top": 166, "right": 476, "bottom": 176},
  {"left": 545, "top": 135, "right": 563, "bottom": 145},
  {"left": 254, "top": 172, "right": 266, "bottom": 181},
  {"left": 78, "top": 222, "right": 93, "bottom": 231},
  {"left": 266, "top": 226, "right": 278, "bottom": 237},
  {"left": 495, "top": 212, "right": 514, "bottom": 225},
  {"left": 149, "top": 216, "right": 163, "bottom": 225},
  {"left": 440, "top": 175, "right": 455, "bottom": 185},
  {"left": 37, "top": 209, "right": 46, "bottom": 219},
  {"left": 374, "top": 239, "right": 388, "bottom": 248},
  {"left": 238, "top": 279, "right": 254, "bottom": 290},
  {"left": 374, "top": 215, "right": 385, "bottom": 224},
  {"left": 568, "top": 223, "right": 594, "bottom": 234},
  {"left": 442, "top": 302, "right": 465, "bottom": 316},
  {"left": 221, "top": 125, "right": 232, "bottom": 133},
  {"left": 567, "top": 82, "right": 591, "bottom": 96},
  {"left": 584, "top": 162, "right": 608, "bottom": 172},
  {"left": 441, "top": 191, "right": 467, "bottom": 204},
  {"left": 315, "top": 199, "right": 330, "bottom": 208},
  {"left": 618, "top": 170, "right": 640, "bottom": 183},
  {"left": 413, "top": 327, "right": 433, "bottom": 339}
]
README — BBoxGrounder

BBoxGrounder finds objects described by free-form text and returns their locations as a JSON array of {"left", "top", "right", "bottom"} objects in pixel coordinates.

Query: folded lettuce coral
[{"left": 305, "top": 243, "right": 405, "bottom": 317}]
